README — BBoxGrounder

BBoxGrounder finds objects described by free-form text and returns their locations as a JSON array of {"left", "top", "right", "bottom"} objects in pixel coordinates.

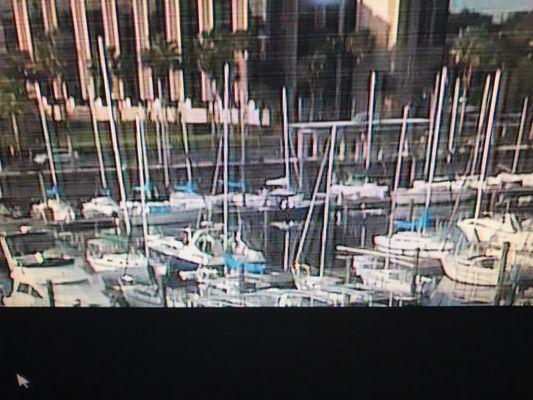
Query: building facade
[{"left": 1, "top": 0, "right": 450, "bottom": 119}]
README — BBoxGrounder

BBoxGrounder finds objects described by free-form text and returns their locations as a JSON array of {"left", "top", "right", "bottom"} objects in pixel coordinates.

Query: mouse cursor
[{"left": 16, "top": 374, "right": 30, "bottom": 389}]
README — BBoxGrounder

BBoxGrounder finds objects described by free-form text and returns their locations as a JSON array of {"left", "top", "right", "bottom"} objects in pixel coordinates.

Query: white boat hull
[{"left": 373, "top": 232, "right": 453, "bottom": 259}]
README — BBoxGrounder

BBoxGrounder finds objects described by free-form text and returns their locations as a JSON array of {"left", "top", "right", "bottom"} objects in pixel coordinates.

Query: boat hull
[
  {"left": 440, "top": 255, "right": 506, "bottom": 286},
  {"left": 129, "top": 208, "right": 203, "bottom": 226}
]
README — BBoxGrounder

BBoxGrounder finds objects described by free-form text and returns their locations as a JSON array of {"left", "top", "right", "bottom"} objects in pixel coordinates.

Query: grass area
[{"left": 48, "top": 120, "right": 274, "bottom": 152}]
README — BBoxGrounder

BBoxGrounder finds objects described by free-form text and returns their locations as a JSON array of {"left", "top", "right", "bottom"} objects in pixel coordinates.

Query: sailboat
[
  {"left": 31, "top": 196, "right": 77, "bottom": 223},
  {"left": 123, "top": 120, "right": 208, "bottom": 226},
  {"left": 85, "top": 234, "right": 149, "bottom": 281},
  {"left": 118, "top": 116, "right": 184, "bottom": 307},
  {"left": 373, "top": 231, "right": 453, "bottom": 259},
  {"left": 456, "top": 70, "right": 533, "bottom": 253},
  {"left": 439, "top": 249, "right": 517, "bottom": 286},
  {"left": 81, "top": 192, "right": 120, "bottom": 219},
  {"left": 372, "top": 103, "right": 455, "bottom": 261},
  {"left": 394, "top": 178, "right": 474, "bottom": 206},
  {"left": 351, "top": 254, "right": 436, "bottom": 297},
  {"left": 329, "top": 173, "right": 389, "bottom": 203},
  {"left": 457, "top": 212, "right": 533, "bottom": 250}
]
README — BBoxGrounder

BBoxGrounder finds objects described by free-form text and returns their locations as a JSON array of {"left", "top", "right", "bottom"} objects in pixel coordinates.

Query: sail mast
[
  {"left": 365, "top": 71, "right": 376, "bottom": 172},
  {"left": 223, "top": 63, "right": 230, "bottom": 253},
  {"left": 135, "top": 117, "right": 149, "bottom": 258},
  {"left": 319, "top": 126, "right": 337, "bottom": 277},
  {"left": 87, "top": 79, "right": 108, "bottom": 190},
  {"left": 389, "top": 105, "right": 410, "bottom": 237},
  {"left": 424, "top": 66, "right": 447, "bottom": 213},
  {"left": 512, "top": 97, "right": 529, "bottom": 174},
  {"left": 98, "top": 36, "right": 130, "bottom": 234},
  {"left": 475, "top": 69, "right": 501, "bottom": 221},
  {"left": 282, "top": 87, "right": 290, "bottom": 188}
]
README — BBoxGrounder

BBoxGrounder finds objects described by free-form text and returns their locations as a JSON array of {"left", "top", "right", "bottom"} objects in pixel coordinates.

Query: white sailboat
[
  {"left": 457, "top": 213, "right": 533, "bottom": 250},
  {"left": 394, "top": 179, "right": 474, "bottom": 206},
  {"left": 373, "top": 231, "right": 453, "bottom": 258},
  {"left": 0, "top": 229, "right": 111, "bottom": 307},
  {"left": 31, "top": 197, "right": 76, "bottom": 223},
  {"left": 81, "top": 195, "right": 120, "bottom": 219},
  {"left": 440, "top": 251, "right": 511, "bottom": 286},
  {"left": 85, "top": 235, "right": 149, "bottom": 280},
  {"left": 351, "top": 254, "right": 436, "bottom": 296},
  {"left": 372, "top": 103, "right": 454, "bottom": 260},
  {"left": 330, "top": 174, "right": 389, "bottom": 203}
]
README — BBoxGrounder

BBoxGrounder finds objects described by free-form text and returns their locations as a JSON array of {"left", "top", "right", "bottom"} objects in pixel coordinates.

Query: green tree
[
  {"left": 142, "top": 33, "right": 183, "bottom": 102},
  {"left": 193, "top": 29, "right": 234, "bottom": 89},
  {"left": 297, "top": 51, "right": 328, "bottom": 121},
  {"left": 88, "top": 46, "right": 127, "bottom": 100},
  {"left": 344, "top": 29, "right": 375, "bottom": 116},
  {"left": 0, "top": 69, "right": 28, "bottom": 156},
  {"left": 31, "top": 30, "right": 76, "bottom": 155},
  {"left": 450, "top": 26, "right": 496, "bottom": 90}
]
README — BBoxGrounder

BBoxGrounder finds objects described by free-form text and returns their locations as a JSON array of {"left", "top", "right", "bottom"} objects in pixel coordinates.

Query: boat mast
[
  {"left": 471, "top": 74, "right": 492, "bottom": 177},
  {"left": 161, "top": 109, "right": 170, "bottom": 191},
  {"left": 140, "top": 118, "right": 151, "bottom": 197},
  {"left": 512, "top": 96, "right": 529, "bottom": 174},
  {"left": 424, "top": 66, "right": 447, "bottom": 214},
  {"left": 365, "top": 71, "right": 376, "bottom": 172},
  {"left": 475, "top": 69, "right": 501, "bottom": 221},
  {"left": 135, "top": 116, "right": 149, "bottom": 258},
  {"left": 294, "top": 139, "right": 330, "bottom": 267},
  {"left": 319, "top": 126, "right": 337, "bottom": 277},
  {"left": 34, "top": 82, "right": 59, "bottom": 200},
  {"left": 282, "top": 87, "right": 290, "bottom": 189},
  {"left": 98, "top": 36, "right": 130, "bottom": 234},
  {"left": 424, "top": 72, "right": 440, "bottom": 178},
  {"left": 240, "top": 88, "right": 247, "bottom": 204},
  {"left": 86, "top": 79, "right": 108, "bottom": 191},
  {"left": 447, "top": 77, "right": 461, "bottom": 165},
  {"left": 180, "top": 109, "right": 193, "bottom": 184},
  {"left": 388, "top": 105, "right": 410, "bottom": 237},
  {"left": 223, "top": 63, "right": 230, "bottom": 253}
]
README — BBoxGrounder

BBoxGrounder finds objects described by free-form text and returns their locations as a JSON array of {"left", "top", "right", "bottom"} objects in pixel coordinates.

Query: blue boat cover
[
  {"left": 133, "top": 182, "right": 153, "bottom": 193},
  {"left": 46, "top": 186, "right": 60, "bottom": 197},
  {"left": 147, "top": 204, "right": 171, "bottom": 214},
  {"left": 228, "top": 179, "right": 246, "bottom": 190},
  {"left": 174, "top": 181, "right": 197, "bottom": 193},
  {"left": 394, "top": 209, "right": 430, "bottom": 231},
  {"left": 224, "top": 254, "right": 266, "bottom": 274}
]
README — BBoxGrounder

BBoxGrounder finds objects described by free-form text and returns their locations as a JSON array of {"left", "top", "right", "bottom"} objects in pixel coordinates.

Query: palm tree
[
  {"left": 88, "top": 46, "right": 127, "bottom": 101},
  {"left": 298, "top": 51, "right": 328, "bottom": 121},
  {"left": 31, "top": 30, "right": 67, "bottom": 99},
  {"left": 31, "top": 30, "right": 76, "bottom": 156},
  {"left": 142, "top": 33, "right": 183, "bottom": 102},
  {"left": 450, "top": 26, "right": 496, "bottom": 143},
  {"left": 450, "top": 26, "right": 495, "bottom": 91},
  {"left": 0, "top": 77, "right": 27, "bottom": 157},
  {"left": 344, "top": 29, "right": 374, "bottom": 116},
  {"left": 0, "top": 51, "right": 32, "bottom": 156}
]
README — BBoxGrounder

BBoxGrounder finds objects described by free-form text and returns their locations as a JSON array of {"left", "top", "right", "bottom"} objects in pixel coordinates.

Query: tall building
[
  {"left": 1, "top": 0, "right": 450, "bottom": 119},
  {"left": 267, "top": 0, "right": 450, "bottom": 120},
  {"left": 353, "top": 0, "right": 451, "bottom": 117}
]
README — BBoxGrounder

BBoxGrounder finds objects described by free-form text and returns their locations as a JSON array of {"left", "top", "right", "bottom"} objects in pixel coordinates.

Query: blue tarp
[
  {"left": 133, "top": 182, "right": 153, "bottom": 193},
  {"left": 174, "top": 181, "right": 197, "bottom": 193},
  {"left": 46, "top": 186, "right": 60, "bottom": 197},
  {"left": 394, "top": 209, "right": 430, "bottom": 231},
  {"left": 228, "top": 179, "right": 246, "bottom": 190},
  {"left": 224, "top": 254, "right": 266, "bottom": 274},
  {"left": 147, "top": 204, "right": 171, "bottom": 214}
]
